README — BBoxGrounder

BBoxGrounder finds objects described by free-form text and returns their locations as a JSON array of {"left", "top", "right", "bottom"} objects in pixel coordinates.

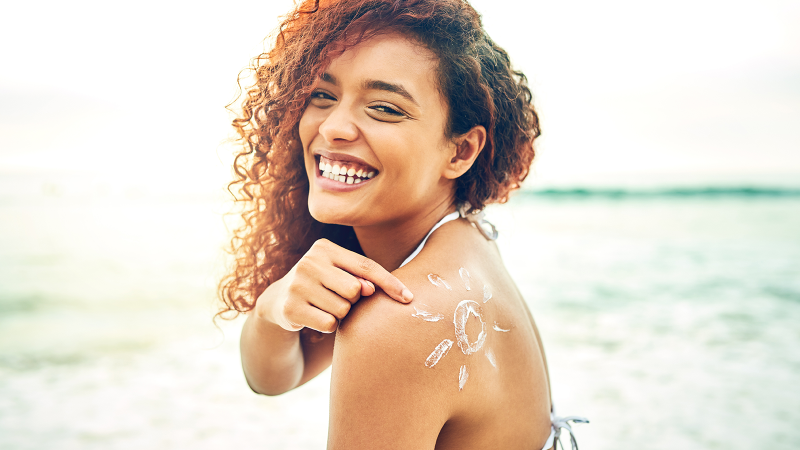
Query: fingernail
[
  {"left": 401, "top": 288, "right": 414, "bottom": 302},
  {"left": 366, "top": 280, "right": 375, "bottom": 291}
]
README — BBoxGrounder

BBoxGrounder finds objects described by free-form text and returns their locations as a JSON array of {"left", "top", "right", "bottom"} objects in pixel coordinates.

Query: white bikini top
[
  {"left": 397, "top": 204, "right": 588, "bottom": 449},
  {"left": 398, "top": 203, "right": 498, "bottom": 268}
]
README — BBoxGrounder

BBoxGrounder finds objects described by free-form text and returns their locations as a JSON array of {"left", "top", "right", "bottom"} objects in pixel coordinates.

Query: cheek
[{"left": 298, "top": 109, "right": 316, "bottom": 149}]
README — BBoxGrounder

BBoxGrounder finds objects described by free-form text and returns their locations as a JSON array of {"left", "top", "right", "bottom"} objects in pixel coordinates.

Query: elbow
[{"left": 244, "top": 373, "right": 295, "bottom": 397}]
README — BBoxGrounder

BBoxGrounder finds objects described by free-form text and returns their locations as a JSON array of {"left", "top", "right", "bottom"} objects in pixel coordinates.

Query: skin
[{"left": 240, "top": 32, "right": 552, "bottom": 449}]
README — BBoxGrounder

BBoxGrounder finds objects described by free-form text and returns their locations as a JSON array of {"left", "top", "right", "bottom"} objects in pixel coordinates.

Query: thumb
[{"left": 357, "top": 277, "right": 376, "bottom": 297}]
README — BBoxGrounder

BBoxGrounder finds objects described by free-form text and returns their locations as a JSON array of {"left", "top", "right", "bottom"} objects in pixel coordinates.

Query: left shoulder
[{"left": 329, "top": 270, "right": 467, "bottom": 448}]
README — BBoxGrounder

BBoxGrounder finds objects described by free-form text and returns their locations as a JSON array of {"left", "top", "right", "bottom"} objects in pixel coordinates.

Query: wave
[{"left": 524, "top": 187, "right": 800, "bottom": 198}]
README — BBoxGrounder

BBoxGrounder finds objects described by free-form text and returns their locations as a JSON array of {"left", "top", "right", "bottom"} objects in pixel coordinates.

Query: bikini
[{"left": 399, "top": 205, "right": 589, "bottom": 450}]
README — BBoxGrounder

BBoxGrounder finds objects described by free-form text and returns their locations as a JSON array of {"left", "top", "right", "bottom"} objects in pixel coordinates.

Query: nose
[{"left": 318, "top": 103, "right": 359, "bottom": 144}]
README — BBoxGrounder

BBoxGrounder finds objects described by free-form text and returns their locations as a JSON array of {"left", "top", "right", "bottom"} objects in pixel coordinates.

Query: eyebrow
[
  {"left": 319, "top": 72, "right": 419, "bottom": 106},
  {"left": 362, "top": 79, "right": 419, "bottom": 106}
]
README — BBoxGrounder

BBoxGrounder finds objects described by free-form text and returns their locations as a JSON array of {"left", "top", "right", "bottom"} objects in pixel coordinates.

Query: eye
[
  {"left": 309, "top": 90, "right": 336, "bottom": 107},
  {"left": 367, "top": 103, "right": 407, "bottom": 122}
]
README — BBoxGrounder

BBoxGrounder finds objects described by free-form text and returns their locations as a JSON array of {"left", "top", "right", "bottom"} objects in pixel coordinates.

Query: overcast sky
[{"left": 1, "top": 0, "right": 798, "bottom": 191}]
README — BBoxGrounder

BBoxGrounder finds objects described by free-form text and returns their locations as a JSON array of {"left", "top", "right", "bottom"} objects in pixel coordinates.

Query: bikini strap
[
  {"left": 458, "top": 202, "right": 499, "bottom": 241},
  {"left": 398, "top": 203, "right": 498, "bottom": 268},
  {"left": 397, "top": 211, "right": 460, "bottom": 268},
  {"left": 542, "top": 408, "right": 590, "bottom": 450}
]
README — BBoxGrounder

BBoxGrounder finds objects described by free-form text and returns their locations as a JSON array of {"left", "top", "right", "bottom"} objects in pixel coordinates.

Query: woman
[{"left": 219, "top": 0, "right": 586, "bottom": 448}]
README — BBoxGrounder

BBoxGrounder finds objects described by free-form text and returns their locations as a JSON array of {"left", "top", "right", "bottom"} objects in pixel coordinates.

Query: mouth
[{"left": 316, "top": 155, "right": 378, "bottom": 185}]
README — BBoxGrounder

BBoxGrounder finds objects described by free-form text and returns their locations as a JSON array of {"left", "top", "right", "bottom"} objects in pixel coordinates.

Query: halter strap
[
  {"left": 398, "top": 211, "right": 460, "bottom": 268},
  {"left": 397, "top": 203, "right": 498, "bottom": 268}
]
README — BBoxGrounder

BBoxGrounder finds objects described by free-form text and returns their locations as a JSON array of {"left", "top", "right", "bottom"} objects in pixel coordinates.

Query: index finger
[{"left": 331, "top": 247, "right": 413, "bottom": 304}]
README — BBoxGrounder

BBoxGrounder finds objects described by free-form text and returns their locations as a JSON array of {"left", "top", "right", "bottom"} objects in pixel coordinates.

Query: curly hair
[{"left": 218, "top": 0, "right": 540, "bottom": 318}]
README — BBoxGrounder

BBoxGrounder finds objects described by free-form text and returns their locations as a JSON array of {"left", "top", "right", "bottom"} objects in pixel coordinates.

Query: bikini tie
[
  {"left": 458, "top": 202, "right": 498, "bottom": 241},
  {"left": 544, "top": 412, "right": 590, "bottom": 450}
]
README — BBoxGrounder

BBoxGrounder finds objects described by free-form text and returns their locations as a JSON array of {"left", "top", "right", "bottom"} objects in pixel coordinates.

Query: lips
[{"left": 317, "top": 155, "right": 378, "bottom": 185}]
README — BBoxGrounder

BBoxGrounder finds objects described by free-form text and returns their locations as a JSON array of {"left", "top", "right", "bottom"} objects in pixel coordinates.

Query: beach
[{"left": 1, "top": 171, "right": 799, "bottom": 449}]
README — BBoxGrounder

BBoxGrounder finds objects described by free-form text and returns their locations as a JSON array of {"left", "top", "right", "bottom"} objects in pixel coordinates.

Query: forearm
[{"left": 240, "top": 301, "right": 305, "bottom": 396}]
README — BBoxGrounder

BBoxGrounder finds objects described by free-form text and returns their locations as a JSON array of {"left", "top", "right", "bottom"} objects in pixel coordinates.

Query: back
[{"left": 329, "top": 218, "right": 552, "bottom": 449}]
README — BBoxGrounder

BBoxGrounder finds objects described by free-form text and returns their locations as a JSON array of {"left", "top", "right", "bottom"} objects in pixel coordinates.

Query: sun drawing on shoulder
[{"left": 412, "top": 267, "right": 511, "bottom": 391}]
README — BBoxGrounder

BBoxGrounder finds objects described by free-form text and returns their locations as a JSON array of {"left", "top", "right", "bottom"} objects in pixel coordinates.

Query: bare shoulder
[
  {"left": 328, "top": 258, "right": 481, "bottom": 448},
  {"left": 330, "top": 221, "right": 552, "bottom": 447},
  {"left": 333, "top": 263, "right": 467, "bottom": 393},
  {"left": 334, "top": 219, "right": 506, "bottom": 397}
]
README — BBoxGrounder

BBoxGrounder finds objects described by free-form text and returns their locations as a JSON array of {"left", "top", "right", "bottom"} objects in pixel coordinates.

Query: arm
[
  {"left": 240, "top": 239, "right": 414, "bottom": 396},
  {"left": 240, "top": 290, "right": 335, "bottom": 395}
]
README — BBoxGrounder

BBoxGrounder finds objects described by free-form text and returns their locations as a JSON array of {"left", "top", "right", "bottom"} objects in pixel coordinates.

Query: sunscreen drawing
[
  {"left": 458, "top": 365, "right": 469, "bottom": 391},
  {"left": 485, "top": 348, "right": 497, "bottom": 368},
  {"left": 493, "top": 322, "right": 511, "bottom": 332},
  {"left": 412, "top": 304, "right": 445, "bottom": 322},
  {"left": 483, "top": 284, "right": 492, "bottom": 303},
  {"left": 427, "top": 273, "right": 452, "bottom": 290},
  {"left": 421, "top": 269, "right": 511, "bottom": 390},
  {"left": 459, "top": 267, "right": 471, "bottom": 291},
  {"left": 425, "top": 339, "right": 454, "bottom": 368},
  {"left": 453, "top": 300, "right": 487, "bottom": 355}
]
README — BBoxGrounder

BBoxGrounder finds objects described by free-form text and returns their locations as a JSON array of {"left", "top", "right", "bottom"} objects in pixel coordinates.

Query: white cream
[
  {"left": 483, "top": 284, "right": 492, "bottom": 303},
  {"left": 453, "top": 300, "right": 487, "bottom": 355},
  {"left": 459, "top": 267, "right": 472, "bottom": 291},
  {"left": 458, "top": 364, "right": 469, "bottom": 391},
  {"left": 427, "top": 273, "right": 452, "bottom": 290},
  {"left": 485, "top": 348, "right": 497, "bottom": 368},
  {"left": 493, "top": 322, "right": 511, "bottom": 332},
  {"left": 425, "top": 339, "right": 453, "bottom": 368},
  {"left": 412, "top": 304, "right": 445, "bottom": 322}
]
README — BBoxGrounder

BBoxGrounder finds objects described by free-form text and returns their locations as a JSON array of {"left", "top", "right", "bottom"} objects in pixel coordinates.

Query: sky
[{"left": 1, "top": 0, "right": 798, "bottom": 193}]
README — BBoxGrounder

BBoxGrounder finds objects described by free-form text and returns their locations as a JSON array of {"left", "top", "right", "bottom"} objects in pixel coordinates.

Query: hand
[{"left": 258, "top": 239, "right": 414, "bottom": 333}]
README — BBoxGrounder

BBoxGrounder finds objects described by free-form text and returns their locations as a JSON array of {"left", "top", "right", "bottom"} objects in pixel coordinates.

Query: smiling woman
[{"left": 218, "top": 0, "right": 586, "bottom": 448}]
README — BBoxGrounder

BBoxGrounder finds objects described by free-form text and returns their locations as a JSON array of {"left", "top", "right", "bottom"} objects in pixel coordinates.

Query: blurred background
[{"left": 1, "top": 0, "right": 798, "bottom": 448}]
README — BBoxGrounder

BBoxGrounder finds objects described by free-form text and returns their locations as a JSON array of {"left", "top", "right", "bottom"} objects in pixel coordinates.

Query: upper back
[{"left": 330, "top": 218, "right": 552, "bottom": 450}]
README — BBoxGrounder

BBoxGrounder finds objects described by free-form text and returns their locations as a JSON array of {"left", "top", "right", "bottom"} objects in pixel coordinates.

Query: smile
[{"left": 317, "top": 155, "right": 378, "bottom": 185}]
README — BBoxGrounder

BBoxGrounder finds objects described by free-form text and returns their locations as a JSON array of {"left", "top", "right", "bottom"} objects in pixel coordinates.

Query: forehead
[{"left": 323, "top": 33, "right": 441, "bottom": 100}]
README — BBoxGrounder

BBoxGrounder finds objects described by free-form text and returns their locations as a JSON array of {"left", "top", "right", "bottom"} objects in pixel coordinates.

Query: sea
[{"left": 1, "top": 171, "right": 799, "bottom": 449}]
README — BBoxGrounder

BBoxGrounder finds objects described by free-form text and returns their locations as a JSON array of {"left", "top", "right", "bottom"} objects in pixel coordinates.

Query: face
[{"left": 299, "top": 32, "right": 456, "bottom": 228}]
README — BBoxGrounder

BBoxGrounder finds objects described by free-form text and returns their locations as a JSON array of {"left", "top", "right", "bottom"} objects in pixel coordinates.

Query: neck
[{"left": 353, "top": 198, "right": 456, "bottom": 272}]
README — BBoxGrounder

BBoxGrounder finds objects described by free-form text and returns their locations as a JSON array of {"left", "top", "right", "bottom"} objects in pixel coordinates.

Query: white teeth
[{"left": 317, "top": 158, "right": 376, "bottom": 185}]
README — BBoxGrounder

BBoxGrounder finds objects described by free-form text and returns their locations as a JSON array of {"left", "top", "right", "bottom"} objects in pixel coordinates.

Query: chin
[{"left": 307, "top": 194, "right": 357, "bottom": 226}]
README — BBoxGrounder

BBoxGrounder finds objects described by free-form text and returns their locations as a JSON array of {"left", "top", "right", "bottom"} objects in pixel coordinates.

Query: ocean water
[{"left": 1, "top": 172, "right": 799, "bottom": 449}]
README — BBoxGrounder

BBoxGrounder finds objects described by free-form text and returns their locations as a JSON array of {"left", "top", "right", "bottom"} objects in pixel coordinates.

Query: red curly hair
[{"left": 218, "top": 0, "right": 540, "bottom": 318}]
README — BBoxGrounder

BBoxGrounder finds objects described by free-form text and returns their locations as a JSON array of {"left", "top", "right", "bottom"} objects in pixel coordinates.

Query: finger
[
  {"left": 323, "top": 243, "right": 413, "bottom": 303},
  {"left": 318, "top": 267, "right": 364, "bottom": 304},
  {"left": 293, "top": 301, "right": 340, "bottom": 334},
  {"left": 357, "top": 277, "right": 375, "bottom": 297},
  {"left": 307, "top": 290, "right": 352, "bottom": 320}
]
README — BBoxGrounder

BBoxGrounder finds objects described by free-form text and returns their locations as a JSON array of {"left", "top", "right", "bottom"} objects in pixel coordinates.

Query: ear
[{"left": 442, "top": 125, "right": 487, "bottom": 180}]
